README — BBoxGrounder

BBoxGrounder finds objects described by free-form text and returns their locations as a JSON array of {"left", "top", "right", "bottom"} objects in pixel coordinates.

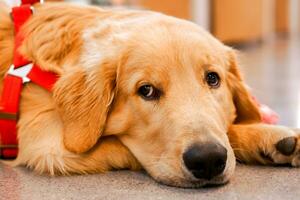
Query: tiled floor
[{"left": 1, "top": 37, "right": 300, "bottom": 200}]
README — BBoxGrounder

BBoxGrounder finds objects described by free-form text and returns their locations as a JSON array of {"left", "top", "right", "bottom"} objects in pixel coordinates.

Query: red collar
[{"left": 0, "top": 0, "right": 58, "bottom": 158}]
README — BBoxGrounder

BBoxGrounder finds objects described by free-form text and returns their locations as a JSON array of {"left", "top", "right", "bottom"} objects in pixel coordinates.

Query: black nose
[{"left": 183, "top": 142, "right": 227, "bottom": 180}]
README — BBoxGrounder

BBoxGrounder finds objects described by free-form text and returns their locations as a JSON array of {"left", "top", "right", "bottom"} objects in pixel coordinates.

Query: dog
[{"left": 0, "top": 1, "right": 299, "bottom": 188}]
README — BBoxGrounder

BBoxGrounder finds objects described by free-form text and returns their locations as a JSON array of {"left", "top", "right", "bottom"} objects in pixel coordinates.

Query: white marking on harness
[{"left": 7, "top": 64, "right": 33, "bottom": 83}]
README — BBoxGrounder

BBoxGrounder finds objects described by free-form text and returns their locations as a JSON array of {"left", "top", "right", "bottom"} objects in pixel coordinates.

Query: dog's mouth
[
  {"left": 143, "top": 153, "right": 235, "bottom": 188},
  {"left": 153, "top": 173, "right": 230, "bottom": 188},
  {"left": 145, "top": 163, "right": 232, "bottom": 188}
]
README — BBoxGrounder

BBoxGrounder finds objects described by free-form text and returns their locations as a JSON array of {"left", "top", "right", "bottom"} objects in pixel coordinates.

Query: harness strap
[
  {"left": 0, "top": 0, "right": 57, "bottom": 159},
  {"left": 28, "top": 64, "right": 57, "bottom": 91},
  {"left": 21, "top": 0, "right": 42, "bottom": 4},
  {"left": 11, "top": 5, "right": 33, "bottom": 68},
  {"left": 0, "top": 76, "right": 22, "bottom": 158}
]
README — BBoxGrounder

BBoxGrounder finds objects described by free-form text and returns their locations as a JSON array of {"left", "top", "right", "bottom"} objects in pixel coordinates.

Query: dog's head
[{"left": 53, "top": 11, "right": 261, "bottom": 187}]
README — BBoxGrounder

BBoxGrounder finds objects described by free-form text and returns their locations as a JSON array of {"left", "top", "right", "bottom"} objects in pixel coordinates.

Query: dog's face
[
  {"left": 104, "top": 25, "right": 237, "bottom": 187},
  {"left": 54, "top": 13, "right": 261, "bottom": 187}
]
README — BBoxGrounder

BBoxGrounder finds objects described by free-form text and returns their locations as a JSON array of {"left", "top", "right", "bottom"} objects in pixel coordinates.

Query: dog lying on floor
[{"left": 0, "top": 1, "right": 299, "bottom": 188}]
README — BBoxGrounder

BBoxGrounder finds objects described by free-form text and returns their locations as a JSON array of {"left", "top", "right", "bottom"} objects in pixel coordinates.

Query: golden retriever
[{"left": 0, "top": 1, "right": 299, "bottom": 188}]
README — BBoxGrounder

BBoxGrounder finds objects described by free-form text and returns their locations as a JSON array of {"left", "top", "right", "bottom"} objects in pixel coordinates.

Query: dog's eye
[
  {"left": 138, "top": 84, "right": 160, "bottom": 100},
  {"left": 206, "top": 72, "right": 220, "bottom": 88}
]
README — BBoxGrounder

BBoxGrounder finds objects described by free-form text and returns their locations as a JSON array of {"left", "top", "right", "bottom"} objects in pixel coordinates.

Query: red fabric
[
  {"left": 11, "top": 5, "right": 32, "bottom": 68},
  {"left": 21, "top": 0, "right": 41, "bottom": 4},
  {"left": 11, "top": 5, "right": 32, "bottom": 33},
  {"left": 0, "top": 76, "right": 22, "bottom": 158},
  {"left": 0, "top": 6, "right": 31, "bottom": 159},
  {"left": 0, "top": 76, "right": 23, "bottom": 114},
  {"left": 1, "top": 149, "right": 19, "bottom": 159},
  {"left": 27, "top": 65, "right": 58, "bottom": 91},
  {"left": 1, "top": 2, "right": 58, "bottom": 159}
]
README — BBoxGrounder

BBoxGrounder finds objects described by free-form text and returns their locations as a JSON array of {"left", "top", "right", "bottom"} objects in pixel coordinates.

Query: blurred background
[
  {"left": 7, "top": 0, "right": 299, "bottom": 42},
  {"left": 5, "top": 0, "right": 300, "bottom": 127}
]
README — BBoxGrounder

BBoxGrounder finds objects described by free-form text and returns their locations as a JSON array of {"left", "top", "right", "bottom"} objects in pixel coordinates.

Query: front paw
[{"left": 272, "top": 130, "right": 300, "bottom": 167}]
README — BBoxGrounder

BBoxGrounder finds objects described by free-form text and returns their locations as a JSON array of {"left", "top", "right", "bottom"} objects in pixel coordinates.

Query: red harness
[{"left": 0, "top": 0, "right": 57, "bottom": 159}]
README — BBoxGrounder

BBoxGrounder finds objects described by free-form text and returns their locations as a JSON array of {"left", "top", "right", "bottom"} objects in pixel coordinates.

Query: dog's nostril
[
  {"left": 214, "top": 158, "right": 226, "bottom": 173},
  {"left": 183, "top": 142, "right": 227, "bottom": 180}
]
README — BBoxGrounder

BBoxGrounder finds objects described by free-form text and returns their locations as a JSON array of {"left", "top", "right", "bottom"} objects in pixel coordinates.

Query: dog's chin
[
  {"left": 152, "top": 174, "right": 230, "bottom": 188},
  {"left": 144, "top": 155, "right": 235, "bottom": 188}
]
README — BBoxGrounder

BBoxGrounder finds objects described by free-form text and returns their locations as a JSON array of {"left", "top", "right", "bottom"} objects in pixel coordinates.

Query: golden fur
[{"left": 0, "top": 2, "right": 299, "bottom": 187}]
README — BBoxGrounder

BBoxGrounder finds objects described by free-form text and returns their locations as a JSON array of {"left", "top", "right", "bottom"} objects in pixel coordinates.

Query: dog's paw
[{"left": 270, "top": 130, "right": 300, "bottom": 167}]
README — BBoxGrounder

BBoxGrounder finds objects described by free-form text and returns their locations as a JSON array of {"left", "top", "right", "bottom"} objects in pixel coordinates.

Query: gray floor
[
  {"left": 1, "top": 37, "right": 300, "bottom": 200},
  {"left": 1, "top": 164, "right": 300, "bottom": 200},
  {"left": 240, "top": 36, "right": 300, "bottom": 127}
]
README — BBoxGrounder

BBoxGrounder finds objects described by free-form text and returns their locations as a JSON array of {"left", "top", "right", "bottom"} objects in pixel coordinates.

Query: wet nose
[{"left": 183, "top": 142, "right": 227, "bottom": 180}]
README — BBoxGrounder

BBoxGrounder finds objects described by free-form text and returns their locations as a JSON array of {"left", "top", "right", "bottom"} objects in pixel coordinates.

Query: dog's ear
[
  {"left": 226, "top": 50, "right": 262, "bottom": 124},
  {"left": 53, "top": 62, "right": 116, "bottom": 153}
]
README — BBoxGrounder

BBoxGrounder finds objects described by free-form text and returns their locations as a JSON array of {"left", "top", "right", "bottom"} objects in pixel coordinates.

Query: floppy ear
[
  {"left": 53, "top": 62, "right": 116, "bottom": 153},
  {"left": 227, "top": 51, "right": 262, "bottom": 124}
]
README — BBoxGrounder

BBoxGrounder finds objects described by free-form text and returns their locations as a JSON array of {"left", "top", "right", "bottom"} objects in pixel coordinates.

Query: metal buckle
[
  {"left": 7, "top": 64, "right": 33, "bottom": 83},
  {"left": 0, "top": 112, "right": 18, "bottom": 120}
]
